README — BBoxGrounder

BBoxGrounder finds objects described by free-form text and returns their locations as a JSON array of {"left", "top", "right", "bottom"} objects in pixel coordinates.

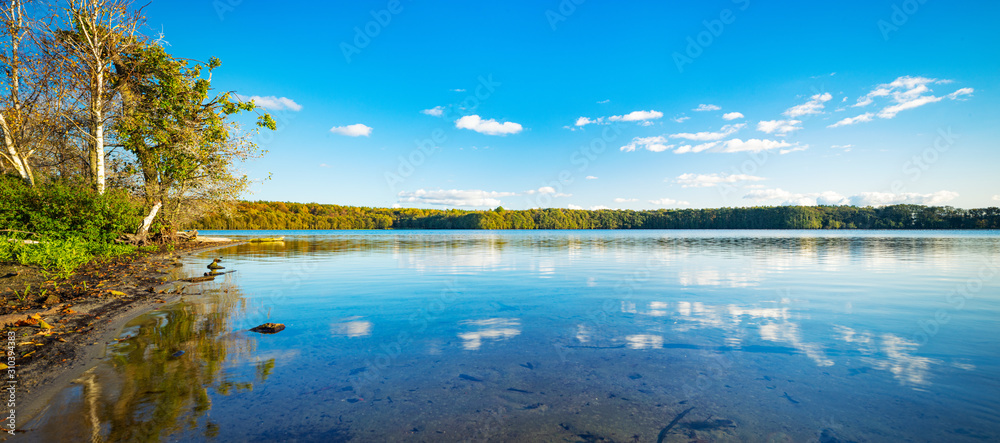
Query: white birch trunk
[
  {"left": 0, "top": 114, "right": 30, "bottom": 183},
  {"left": 0, "top": 0, "right": 32, "bottom": 186},
  {"left": 94, "top": 70, "right": 105, "bottom": 194},
  {"left": 137, "top": 201, "right": 161, "bottom": 236}
]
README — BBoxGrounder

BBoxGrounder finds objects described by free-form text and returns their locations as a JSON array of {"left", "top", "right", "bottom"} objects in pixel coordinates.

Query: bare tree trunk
[
  {"left": 0, "top": 0, "right": 34, "bottom": 186},
  {"left": 0, "top": 115, "right": 32, "bottom": 184},
  {"left": 137, "top": 200, "right": 160, "bottom": 237},
  {"left": 63, "top": 0, "right": 139, "bottom": 195}
]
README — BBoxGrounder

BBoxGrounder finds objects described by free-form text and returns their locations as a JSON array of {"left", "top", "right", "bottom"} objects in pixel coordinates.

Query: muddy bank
[{"left": 1, "top": 239, "right": 245, "bottom": 430}]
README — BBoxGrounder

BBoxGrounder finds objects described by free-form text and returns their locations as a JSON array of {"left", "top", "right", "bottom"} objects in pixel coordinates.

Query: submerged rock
[
  {"left": 250, "top": 323, "right": 286, "bottom": 334},
  {"left": 207, "top": 257, "right": 225, "bottom": 270}
]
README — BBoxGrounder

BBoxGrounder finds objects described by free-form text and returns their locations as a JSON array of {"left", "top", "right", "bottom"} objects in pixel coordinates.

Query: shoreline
[{"left": 7, "top": 240, "right": 245, "bottom": 431}]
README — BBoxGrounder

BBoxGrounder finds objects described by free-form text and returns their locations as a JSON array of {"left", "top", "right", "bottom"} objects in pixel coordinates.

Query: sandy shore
[{"left": 6, "top": 239, "right": 245, "bottom": 430}]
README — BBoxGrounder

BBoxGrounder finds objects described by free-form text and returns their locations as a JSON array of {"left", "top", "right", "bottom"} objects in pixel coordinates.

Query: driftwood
[
  {"left": 5, "top": 238, "right": 40, "bottom": 244},
  {"left": 2, "top": 230, "right": 40, "bottom": 244}
]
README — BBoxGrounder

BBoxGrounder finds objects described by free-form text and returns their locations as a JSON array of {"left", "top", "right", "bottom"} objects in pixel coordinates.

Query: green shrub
[
  {"left": 0, "top": 174, "right": 144, "bottom": 243},
  {"left": 0, "top": 174, "right": 147, "bottom": 277}
]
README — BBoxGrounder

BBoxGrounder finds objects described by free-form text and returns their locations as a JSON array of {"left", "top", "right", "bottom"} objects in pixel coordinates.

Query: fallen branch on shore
[
  {"left": 0, "top": 229, "right": 38, "bottom": 237},
  {"left": 5, "top": 238, "right": 40, "bottom": 244}
]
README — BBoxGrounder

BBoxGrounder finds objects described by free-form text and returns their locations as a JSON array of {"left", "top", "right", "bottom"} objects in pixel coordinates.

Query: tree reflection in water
[{"left": 29, "top": 280, "right": 266, "bottom": 442}]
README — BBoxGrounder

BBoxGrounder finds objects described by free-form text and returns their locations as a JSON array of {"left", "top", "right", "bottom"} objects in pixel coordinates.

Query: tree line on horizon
[{"left": 189, "top": 201, "right": 1000, "bottom": 230}]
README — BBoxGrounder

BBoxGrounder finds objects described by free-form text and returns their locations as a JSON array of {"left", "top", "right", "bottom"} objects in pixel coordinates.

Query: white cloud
[
  {"left": 523, "top": 187, "right": 570, "bottom": 198},
  {"left": 578, "top": 110, "right": 663, "bottom": 127},
  {"left": 624, "top": 131, "right": 799, "bottom": 155},
  {"left": 723, "top": 112, "right": 744, "bottom": 120},
  {"left": 329, "top": 124, "right": 372, "bottom": 137},
  {"left": 743, "top": 188, "right": 848, "bottom": 206},
  {"left": 675, "top": 173, "right": 765, "bottom": 188},
  {"left": 620, "top": 136, "right": 673, "bottom": 153},
  {"left": 455, "top": 115, "right": 523, "bottom": 135},
  {"left": 422, "top": 106, "right": 445, "bottom": 117},
  {"left": 450, "top": 88, "right": 466, "bottom": 92},
  {"left": 719, "top": 138, "right": 794, "bottom": 153},
  {"left": 585, "top": 176, "right": 598, "bottom": 180},
  {"left": 992, "top": 195, "right": 1000, "bottom": 201},
  {"left": 757, "top": 119, "right": 802, "bottom": 136},
  {"left": 784, "top": 93, "right": 832, "bottom": 118},
  {"left": 597, "top": 99, "right": 610, "bottom": 104},
  {"left": 878, "top": 95, "right": 943, "bottom": 119},
  {"left": 743, "top": 188, "right": 796, "bottom": 201},
  {"left": 649, "top": 198, "right": 690, "bottom": 206},
  {"left": 568, "top": 204, "right": 583, "bottom": 210},
  {"left": 624, "top": 134, "right": 798, "bottom": 155},
  {"left": 614, "top": 197, "right": 638, "bottom": 203},
  {"left": 852, "top": 76, "right": 974, "bottom": 120},
  {"left": 779, "top": 145, "right": 809, "bottom": 155},
  {"left": 397, "top": 189, "right": 516, "bottom": 207},
  {"left": 848, "top": 191, "right": 959, "bottom": 206},
  {"left": 694, "top": 104, "right": 721, "bottom": 112},
  {"left": 852, "top": 97, "right": 874, "bottom": 108},
  {"left": 673, "top": 141, "right": 719, "bottom": 154},
  {"left": 670, "top": 123, "right": 744, "bottom": 141},
  {"left": 672, "top": 116, "right": 690, "bottom": 123},
  {"left": 240, "top": 95, "right": 302, "bottom": 111},
  {"left": 608, "top": 110, "right": 664, "bottom": 122},
  {"left": 319, "top": 163, "right": 330, "bottom": 168},
  {"left": 590, "top": 205, "right": 611, "bottom": 210},
  {"left": 742, "top": 188, "right": 959, "bottom": 207},
  {"left": 828, "top": 113, "right": 874, "bottom": 128},
  {"left": 831, "top": 144, "right": 853, "bottom": 151},
  {"left": 948, "top": 88, "right": 974, "bottom": 100}
]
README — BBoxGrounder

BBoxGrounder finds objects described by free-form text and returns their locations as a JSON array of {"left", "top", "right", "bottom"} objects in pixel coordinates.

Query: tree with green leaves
[{"left": 114, "top": 41, "right": 275, "bottom": 229}]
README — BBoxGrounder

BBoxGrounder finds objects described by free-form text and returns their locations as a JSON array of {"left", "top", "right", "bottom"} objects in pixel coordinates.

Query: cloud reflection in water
[{"left": 458, "top": 318, "right": 522, "bottom": 350}]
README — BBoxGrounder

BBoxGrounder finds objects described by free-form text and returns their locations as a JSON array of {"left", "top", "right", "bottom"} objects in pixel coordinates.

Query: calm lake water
[{"left": 26, "top": 230, "right": 1000, "bottom": 442}]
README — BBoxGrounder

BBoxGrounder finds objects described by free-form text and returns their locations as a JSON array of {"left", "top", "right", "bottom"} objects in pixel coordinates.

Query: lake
[{"left": 25, "top": 230, "right": 1000, "bottom": 442}]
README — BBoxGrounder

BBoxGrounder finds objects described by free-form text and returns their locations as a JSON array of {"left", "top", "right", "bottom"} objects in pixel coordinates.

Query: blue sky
[{"left": 147, "top": 0, "right": 999, "bottom": 210}]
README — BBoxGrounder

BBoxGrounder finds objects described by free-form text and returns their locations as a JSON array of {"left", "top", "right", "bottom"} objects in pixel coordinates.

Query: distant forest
[{"left": 187, "top": 202, "right": 1000, "bottom": 230}]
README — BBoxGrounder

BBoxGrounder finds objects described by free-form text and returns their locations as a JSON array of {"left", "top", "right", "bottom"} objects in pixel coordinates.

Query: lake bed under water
[{"left": 25, "top": 230, "right": 1000, "bottom": 442}]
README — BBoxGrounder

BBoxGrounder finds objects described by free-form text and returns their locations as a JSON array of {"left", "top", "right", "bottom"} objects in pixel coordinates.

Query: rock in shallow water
[{"left": 250, "top": 323, "right": 286, "bottom": 334}]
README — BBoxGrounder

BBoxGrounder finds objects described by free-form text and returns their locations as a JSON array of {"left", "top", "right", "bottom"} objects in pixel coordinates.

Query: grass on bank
[{"left": 0, "top": 239, "right": 158, "bottom": 279}]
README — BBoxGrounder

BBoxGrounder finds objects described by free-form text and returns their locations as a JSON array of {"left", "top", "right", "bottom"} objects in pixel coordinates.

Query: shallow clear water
[{"left": 26, "top": 230, "right": 1000, "bottom": 442}]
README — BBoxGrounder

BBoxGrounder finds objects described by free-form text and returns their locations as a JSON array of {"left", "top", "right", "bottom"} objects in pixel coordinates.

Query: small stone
[
  {"left": 249, "top": 323, "right": 285, "bottom": 334},
  {"left": 44, "top": 294, "right": 61, "bottom": 305}
]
